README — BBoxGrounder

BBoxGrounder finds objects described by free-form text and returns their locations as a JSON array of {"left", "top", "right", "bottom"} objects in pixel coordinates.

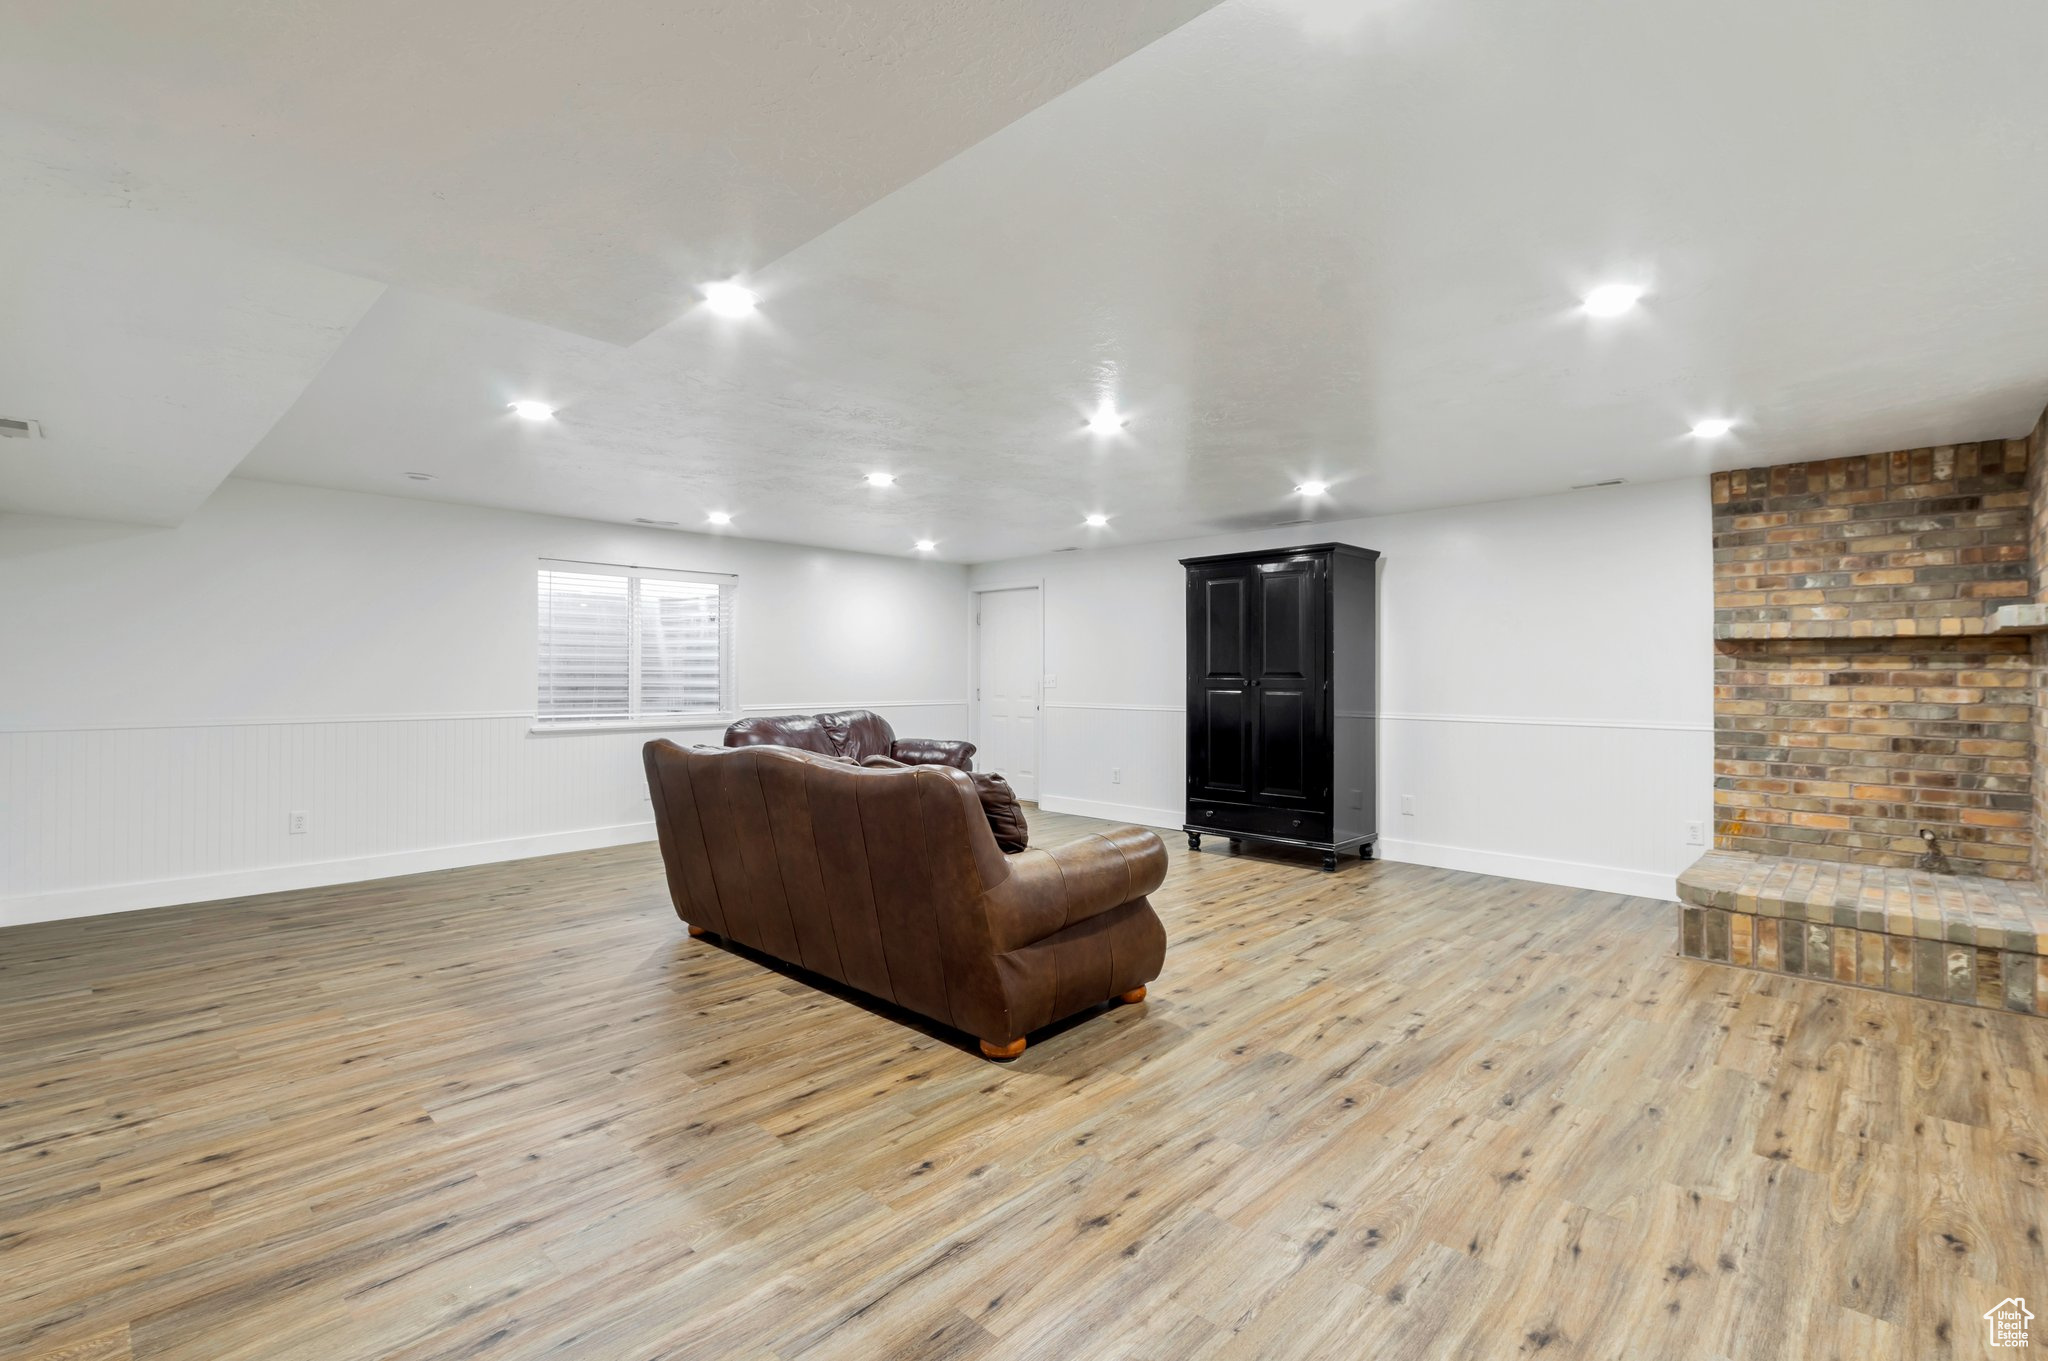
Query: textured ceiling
[
  {"left": 0, "top": 118, "right": 382, "bottom": 525},
  {"left": 8, "top": 0, "right": 2048, "bottom": 559},
  {"left": 0, "top": 0, "right": 1222, "bottom": 343}
]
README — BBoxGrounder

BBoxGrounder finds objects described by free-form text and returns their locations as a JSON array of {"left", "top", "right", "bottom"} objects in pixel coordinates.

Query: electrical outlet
[
  {"left": 288, "top": 810, "right": 309, "bottom": 835},
  {"left": 1685, "top": 820, "right": 1706, "bottom": 846},
  {"left": 1400, "top": 794, "right": 1416, "bottom": 817},
  {"left": 1111, "top": 767, "right": 1121, "bottom": 784}
]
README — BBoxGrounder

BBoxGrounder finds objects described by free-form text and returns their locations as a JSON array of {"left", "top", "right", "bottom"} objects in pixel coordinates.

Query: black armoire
[{"left": 1181, "top": 543, "right": 1379, "bottom": 871}]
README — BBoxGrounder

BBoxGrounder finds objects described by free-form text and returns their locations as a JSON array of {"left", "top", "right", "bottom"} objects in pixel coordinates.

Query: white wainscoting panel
[
  {"left": 0, "top": 702, "right": 967, "bottom": 925},
  {"left": 1374, "top": 712, "right": 1711, "bottom": 900},
  {"left": 1036, "top": 702, "right": 1185, "bottom": 830},
  {"left": 1034, "top": 703, "right": 1708, "bottom": 900}
]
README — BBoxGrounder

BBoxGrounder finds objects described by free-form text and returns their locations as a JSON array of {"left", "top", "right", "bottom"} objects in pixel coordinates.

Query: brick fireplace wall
[
  {"left": 1712, "top": 441, "right": 2035, "bottom": 880},
  {"left": 2030, "top": 408, "right": 2048, "bottom": 879}
]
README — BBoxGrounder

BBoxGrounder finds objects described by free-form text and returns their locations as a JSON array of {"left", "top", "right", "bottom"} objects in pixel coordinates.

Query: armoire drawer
[{"left": 1186, "top": 800, "right": 1332, "bottom": 844}]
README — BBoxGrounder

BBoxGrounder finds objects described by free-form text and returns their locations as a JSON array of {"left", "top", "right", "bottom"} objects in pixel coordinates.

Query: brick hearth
[{"left": 1678, "top": 849, "right": 2047, "bottom": 1013}]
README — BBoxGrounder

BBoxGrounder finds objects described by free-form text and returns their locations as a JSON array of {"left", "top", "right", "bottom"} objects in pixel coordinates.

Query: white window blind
[{"left": 536, "top": 560, "right": 736, "bottom": 727}]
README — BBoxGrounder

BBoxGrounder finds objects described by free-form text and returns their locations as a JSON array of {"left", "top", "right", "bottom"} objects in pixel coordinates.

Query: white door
[{"left": 975, "top": 587, "right": 1041, "bottom": 800}]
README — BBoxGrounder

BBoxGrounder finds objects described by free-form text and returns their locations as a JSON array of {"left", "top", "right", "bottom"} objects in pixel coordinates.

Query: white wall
[
  {"left": 3, "top": 475, "right": 1713, "bottom": 923},
  {"left": 1, "top": 479, "right": 970, "bottom": 923},
  {"left": 969, "top": 480, "right": 1714, "bottom": 899}
]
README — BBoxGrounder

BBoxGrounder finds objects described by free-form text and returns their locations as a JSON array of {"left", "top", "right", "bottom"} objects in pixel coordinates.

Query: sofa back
[
  {"left": 723, "top": 708, "right": 896, "bottom": 761},
  {"left": 642, "top": 740, "right": 1010, "bottom": 1032}
]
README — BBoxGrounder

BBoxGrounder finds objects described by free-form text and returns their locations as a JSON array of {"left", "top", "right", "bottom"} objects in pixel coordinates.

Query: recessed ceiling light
[
  {"left": 1689, "top": 418, "right": 1736, "bottom": 439},
  {"left": 864, "top": 471, "right": 896, "bottom": 487},
  {"left": 1295, "top": 481, "right": 1329, "bottom": 497},
  {"left": 508, "top": 400, "right": 555, "bottom": 420},
  {"left": 706, "top": 510, "right": 733, "bottom": 526},
  {"left": 404, "top": 472, "right": 436, "bottom": 482},
  {"left": 1084, "top": 513, "right": 1110, "bottom": 528},
  {"left": 1085, "top": 404, "right": 1125, "bottom": 435},
  {"left": 701, "top": 281, "right": 759, "bottom": 317},
  {"left": 1580, "top": 283, "right": 1645, "bottom": 317},
  {"left": 913, "top": 539, "right": 937, "bottom": 553}
]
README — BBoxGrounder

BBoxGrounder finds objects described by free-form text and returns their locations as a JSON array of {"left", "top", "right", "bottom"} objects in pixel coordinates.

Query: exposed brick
[
  {"left": 2030, "top": 406, "right": 2048, "bottom": 882},
  {"left": 1714, "top": 438, "right": 2037, "bottom": 879}
]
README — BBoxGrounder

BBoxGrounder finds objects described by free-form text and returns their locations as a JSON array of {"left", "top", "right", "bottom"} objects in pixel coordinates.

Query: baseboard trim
[
  {"left": 3, "top": 819, "right": 1677, "bottom": 928},
  {"left": 1, "top": 822, "right": 658, "bottom": 928},
  {"left": 1033, "top": 803, "right": 1675, "bottom": 899},
  {"left": 1036, "top": 794, "right": 1183, "bottom": 831},
  {"left": 1376, "top": 837, "right": 1677, "bottom": 901}
]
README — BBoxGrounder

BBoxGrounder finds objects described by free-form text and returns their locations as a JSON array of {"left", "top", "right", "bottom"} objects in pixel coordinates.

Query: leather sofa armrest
[
  {"left": 984, "top": 826, "right": 1167, "bottom": 952},
  {"left": 889, "top": 737, "right": 977, "bottom": 770}
]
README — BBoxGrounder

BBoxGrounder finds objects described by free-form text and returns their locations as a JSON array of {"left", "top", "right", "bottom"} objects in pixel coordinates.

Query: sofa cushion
[{"left": 974, "top": 773, "right": 1030, "bottom": 854}]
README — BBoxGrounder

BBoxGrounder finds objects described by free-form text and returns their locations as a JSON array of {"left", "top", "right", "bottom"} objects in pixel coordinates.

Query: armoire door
[
  {"left": 1248, "top": 555, "right": 1326, "bottom": 812},
  {"left": 1186, "top": 562, "right": 1255, "bottom": 804}
]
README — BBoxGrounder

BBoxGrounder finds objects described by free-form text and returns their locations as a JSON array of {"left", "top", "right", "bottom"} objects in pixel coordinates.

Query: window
[{"left": 535, "top": 559, "right": 736, "bottom": 728}]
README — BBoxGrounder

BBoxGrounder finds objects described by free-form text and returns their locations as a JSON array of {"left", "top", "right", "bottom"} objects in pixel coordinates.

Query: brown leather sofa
[
  {"left": 726, "top": 709, "right": 1029, "bottom": 852},
  {"left": 724, "top": 708, "right": 975, "bottom": 769},
  {"left": 643, "top": 741, "right": 1167, "bottom": 1058}
]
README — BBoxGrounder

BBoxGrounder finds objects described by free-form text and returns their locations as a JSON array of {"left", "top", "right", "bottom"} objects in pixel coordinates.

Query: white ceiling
[
  {"left": 0, "top": 0, "right": 1220, "bottom": 344},
  {"left": 0, "top": 118, "right": 383, "bottom": 525},
  {"left": 7, "top": 0, "right": 2048, "bottom": 560}
]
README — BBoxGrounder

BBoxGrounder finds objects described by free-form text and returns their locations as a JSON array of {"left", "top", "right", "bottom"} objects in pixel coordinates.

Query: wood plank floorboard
[{"left": 2, "top": 807, "right": 2045, "bottom": 1359}]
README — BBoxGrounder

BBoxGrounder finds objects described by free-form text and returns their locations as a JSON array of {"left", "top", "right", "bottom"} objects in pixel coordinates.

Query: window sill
[{"left": 529, "top": 714, "right": 737, "bottom": 736}]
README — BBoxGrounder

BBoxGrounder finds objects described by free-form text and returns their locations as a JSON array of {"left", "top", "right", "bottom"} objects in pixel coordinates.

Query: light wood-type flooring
[{"left": 3, "top": 807, "right": 2045, "bottom": 1360}]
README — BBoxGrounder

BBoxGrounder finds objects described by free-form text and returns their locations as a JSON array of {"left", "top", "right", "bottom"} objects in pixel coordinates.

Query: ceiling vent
[
  {"left": 1571, "top": 477, "right": 1627, "bottom": 489},
  {"left": 0, "top": 417, "right": 42, "bottom": 439},
  {"left": 633, "top": 517, "right": 679, "bottom": 528},
  {"left": 1273, "top": 517, "right": 1315, "bottom": 527}
]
